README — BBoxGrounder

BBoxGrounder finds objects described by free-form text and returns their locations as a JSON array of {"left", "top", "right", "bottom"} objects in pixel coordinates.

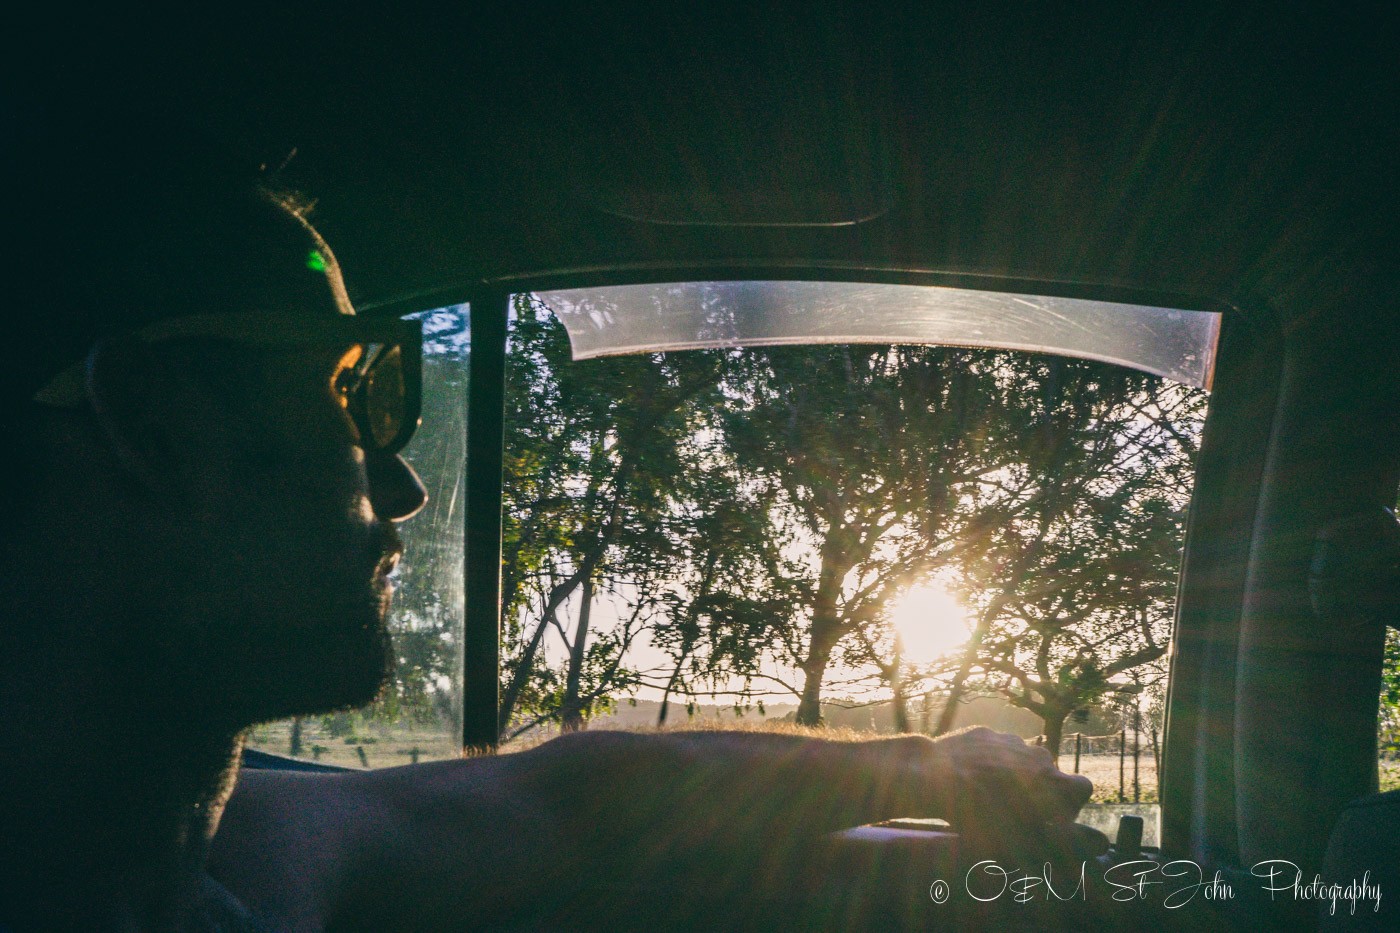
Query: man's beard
[
  {"left": 244, "top": 589, "right": 398, "bottom": 722},
  {"left": 120, "top": 588, "right": 399, "bottom": 731}
]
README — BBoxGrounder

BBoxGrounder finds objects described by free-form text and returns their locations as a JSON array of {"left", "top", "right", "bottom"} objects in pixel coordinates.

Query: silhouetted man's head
[{"left": 2, "top": 104, "right": 426, "bottom": 730}]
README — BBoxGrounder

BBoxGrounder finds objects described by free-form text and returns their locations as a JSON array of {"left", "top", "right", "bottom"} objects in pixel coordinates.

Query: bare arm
[{"left": 209, "top": 727, "right": 1091, "bottom": 931}]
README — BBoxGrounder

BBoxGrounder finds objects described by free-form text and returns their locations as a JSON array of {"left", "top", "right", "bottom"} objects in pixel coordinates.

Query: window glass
[
  {"left": 1380, "top": 627, "right": 1400, "bottom": 792},
  {"left": 245, "top": 304, "right": 468, "bottom": 767},
  {"left": 499, "top": 289, "right": 1206, "bottom": 843},
  {"left": 536, "top": 280, "right": 1221, "bottom": 389},
  {"left": 1381, "top": 490, "right": 1400, "bottom": 793}
]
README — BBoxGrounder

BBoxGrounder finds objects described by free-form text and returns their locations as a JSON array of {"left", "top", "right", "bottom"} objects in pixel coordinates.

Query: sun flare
[{"left": 889, "top": 582, "right": 972, "bottom": 665}]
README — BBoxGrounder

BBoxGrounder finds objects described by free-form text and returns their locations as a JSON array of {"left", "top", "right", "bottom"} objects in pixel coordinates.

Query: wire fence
[{"left": 1031, "top": 721, "right": 1161, "bottom": 803}]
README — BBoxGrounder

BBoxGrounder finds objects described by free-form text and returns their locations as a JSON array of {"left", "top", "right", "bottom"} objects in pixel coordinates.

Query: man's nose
[{"left": 365, "top": 452, "right": 429, "bottom": 521}]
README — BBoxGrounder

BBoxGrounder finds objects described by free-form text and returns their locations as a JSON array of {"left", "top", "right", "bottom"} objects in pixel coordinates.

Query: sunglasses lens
[{"left": 365, "top": 344, "right": 406, "bottom": 450}]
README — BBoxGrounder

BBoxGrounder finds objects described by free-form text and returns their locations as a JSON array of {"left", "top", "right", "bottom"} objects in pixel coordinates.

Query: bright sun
[{"left": 889, "top": 582, "right": 972, "bottom": 665}]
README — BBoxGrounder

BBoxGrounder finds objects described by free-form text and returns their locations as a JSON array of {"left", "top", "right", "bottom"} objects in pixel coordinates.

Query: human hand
[
  {"left": 919, "top": 726, "right": 1103, "bottom": 859},
  {"left": 521, "top": 727, "right": 1098, "bottom": 873},
  {"left": 513, "top": 728, "right": 1102, "bottom": 925},
  {"left": 924, "top": 726, "right": 1093, "bottom": 823}
]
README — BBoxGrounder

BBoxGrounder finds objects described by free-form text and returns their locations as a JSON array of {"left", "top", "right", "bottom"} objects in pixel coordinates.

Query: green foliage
[
  {"left": 722, "top": 344, "right": 1061, "bottom": 722},
  {"left": 1380, "top": 628, "right": 1400, "bottom": 756},
  {"left": 320, "top": 711, "right": 356, "bottom": 740},
  {"left": 500, "top": 297, "right": 753, "bottom": 734}
]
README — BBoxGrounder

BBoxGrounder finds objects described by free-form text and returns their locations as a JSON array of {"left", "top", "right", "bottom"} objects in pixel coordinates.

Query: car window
[
  {"left": 1382, "top": 489, "right": 1400, "bottom": 793},
  {"left": 1382, "top": 627, "right": 1400, "bottom": 791},
  {"left": 245, "top": 305, "right": 469, "bottom": 767}
]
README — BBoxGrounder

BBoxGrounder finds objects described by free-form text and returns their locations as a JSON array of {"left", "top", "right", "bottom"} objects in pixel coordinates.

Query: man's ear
[{"left": 83, "top": 337, "right": 192, "bottom": 496}]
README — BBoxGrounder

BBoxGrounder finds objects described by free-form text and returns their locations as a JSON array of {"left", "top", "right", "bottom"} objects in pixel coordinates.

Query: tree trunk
[
  {"left": 890, "top": 690, "right": 910, "bottom": 733},
  {"left": 933, "top": 596, "right": 1009, "bottom": 735},
  {"left": 889, "top": 637, "right": 910, "bottom": 733},
  {"left": 289, "top": 716, "right": 304, "bottom": 757},
  {"left": 796, "top": 624, "right": 840, "bottom": 726},
  {"left": 1042, "top": 708, "right": 1069, "bottom": 766},
  {"left": 796, "top": 547, "right": 851, "bottom": 727},
  {"left": 498, "top": 550, "right": 602, "bottom": 732},
  {"left": 497, "top": 607, "right": 552, "bottom": 734},
  {"left": 658, "top": 559, "right": 712, "bottom": 727},
  {"left": 657, "top": 653, "right": 688, "bottom": 727},
  {"left": 559, "top": 574, "right": 595, "bottom": 732},
  {"left": 795, "top": 671, "right": 826, "bottom": 726},
  {"left": 934, "top": 658, "right": 972, "bottom": 736}
]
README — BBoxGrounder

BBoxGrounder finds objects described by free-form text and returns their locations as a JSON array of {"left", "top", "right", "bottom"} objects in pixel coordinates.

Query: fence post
[
  {"left": 1074, "top": 732, "right": 1082, "bottom": 774},
  {"left": 1119, "top": 728, "right": 1127, "bottom": 803},
  {"left": 1133, "top": 706, "right": 1141, "bottom": 803},
  {"left": 1151, "top": 724, "right": 1161, "bottom": 791}
]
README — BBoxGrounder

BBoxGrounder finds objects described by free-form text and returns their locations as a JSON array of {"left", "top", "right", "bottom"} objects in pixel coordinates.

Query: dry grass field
[
  {"left": 1072, "top": 753, "right": 1159, "bottom": 804},
  {"left": 246, "top": 719, "right": 459, "bottom": 770}
]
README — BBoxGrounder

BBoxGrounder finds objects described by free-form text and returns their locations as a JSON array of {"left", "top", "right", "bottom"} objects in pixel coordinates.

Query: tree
[
  {"left": 946, "top": 378, "right": 1204, "bottom": 758},
  {"left": 498, "top": 297, "right": 743, "bottom": 734},
  {"left": 722, "top": 346, "right": 1178, "bottom": 725},
  {"left": 646, "top": 488, "right": 803, "bottom": 725}
]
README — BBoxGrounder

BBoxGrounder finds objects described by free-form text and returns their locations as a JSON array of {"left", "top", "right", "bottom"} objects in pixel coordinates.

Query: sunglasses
[{"left": 33, "top": 312, "right": 424, "bottom": 456}]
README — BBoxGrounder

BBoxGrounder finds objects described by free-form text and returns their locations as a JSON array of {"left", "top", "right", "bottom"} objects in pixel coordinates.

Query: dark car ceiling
[{"left": 17, "top": 5, "right": 1400, "bottom": 340}]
